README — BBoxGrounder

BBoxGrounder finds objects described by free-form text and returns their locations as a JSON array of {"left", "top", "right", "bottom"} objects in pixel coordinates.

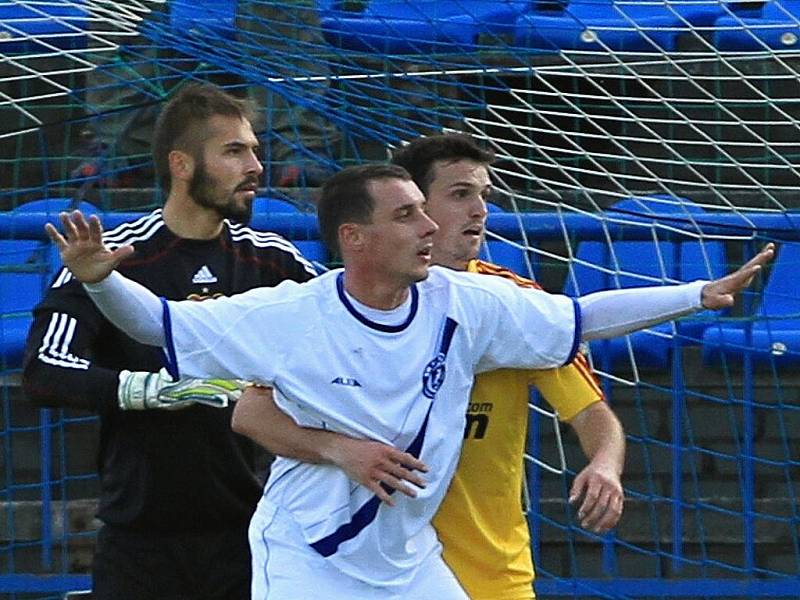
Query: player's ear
[
  {"left": 339, "top": 222, "right": 364, "bottom": 253},
  {"left": 168, "top": 150, "right": 194, "bottom": 183}
]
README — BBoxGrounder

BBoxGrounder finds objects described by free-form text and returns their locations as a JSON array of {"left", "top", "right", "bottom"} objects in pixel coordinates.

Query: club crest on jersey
[{"left": 422, "top": 353, "right": 446, "bottom": 399}]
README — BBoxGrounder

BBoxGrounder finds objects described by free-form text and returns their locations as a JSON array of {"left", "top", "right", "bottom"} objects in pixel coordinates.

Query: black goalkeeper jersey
[{"left": 23, "top": 209, "right": 316, "bottom": 533}]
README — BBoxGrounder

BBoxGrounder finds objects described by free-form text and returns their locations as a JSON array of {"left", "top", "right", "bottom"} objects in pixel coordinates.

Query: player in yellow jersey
[{"left": 391, "top": 133, "right": 625, "bottom": 599}]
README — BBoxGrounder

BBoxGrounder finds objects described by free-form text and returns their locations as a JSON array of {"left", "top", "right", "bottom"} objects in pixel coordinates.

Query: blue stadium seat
[
  {"left": 713, "top": 0, "right": 800, "bottom": 51},
  {"left": 0, "top": 240, "right": 52, "bottom": 368},
  {"left": 318, "top": 0, "right": 531, "bottom": 53},
  {"left": 252, "top": 197, "right": 303, "bottom": 214},
  {"left": 0, "top": 0, "right": 87, "bottom": 53},
  {"left": 293, "top": 240, "right": 330, "bottom": 272},
  {"left": 480, "top": 240, "right": 531, "bottom": 275},
  {"left": 564, "top": 196, "right": 727, "bottom": 369},
  {"left": 171, "top": 0, "right": 236, "bottom": 39},
  {"left": 252, "top": 197, "right": 325, "bottom": 268},
  {"left": 12, "top": 198, "right": 101, "bottom": 216},
  {"left": 703, "top": 242, "right": 800, "bottom": 367},
  {"left": 12, "top": 198, "right": 102, "bottom": 281},
  {"left": 515, "top": 0, "right": 735, "bottom": 52}
]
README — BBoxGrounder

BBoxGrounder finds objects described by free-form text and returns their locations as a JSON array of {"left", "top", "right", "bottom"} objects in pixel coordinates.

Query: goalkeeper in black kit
[{"left": 22, "top": 83, "right": 316, "bottom": 600}]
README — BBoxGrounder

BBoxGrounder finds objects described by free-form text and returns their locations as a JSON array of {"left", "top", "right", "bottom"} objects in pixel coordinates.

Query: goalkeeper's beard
[{"left": 190, "top": 161, "right": 255, "bottom": 224}]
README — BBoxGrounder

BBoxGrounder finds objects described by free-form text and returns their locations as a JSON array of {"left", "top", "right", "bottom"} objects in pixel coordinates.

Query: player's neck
[
  {"left": 342, "top": 270, "right": 410, "bottom": 310},
  {"left": 162, "top": 194, "right": 224, "bottom": 240}
]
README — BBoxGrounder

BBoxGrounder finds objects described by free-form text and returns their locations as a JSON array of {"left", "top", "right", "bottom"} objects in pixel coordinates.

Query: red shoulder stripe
[
  {"left": 472, "top": 260, "right": 601, "bottom": 396},
  {"left": 473, "top": 259, "right": 542, "bottom": 290},
  {"left": 571, "top": 352, "right": 604, "bottom": 399}
]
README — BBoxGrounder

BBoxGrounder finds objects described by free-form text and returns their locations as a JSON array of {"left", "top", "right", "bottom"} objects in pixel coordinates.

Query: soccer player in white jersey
[{"left": 46, "top": 164, "right": 773, "bottom": 599}]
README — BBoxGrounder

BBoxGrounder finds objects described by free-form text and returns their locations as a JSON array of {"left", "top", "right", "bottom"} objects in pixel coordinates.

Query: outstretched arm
[
  {"left": 83, "top": 272, "right": 166, "bottom": 346},
  {"left": 232, "top": 386, "right": 428, "bottom": 506},
  {"left": 578, "top": 243, "right": 774, "bottom": 341},
  {"left": 566, "top": 401, "right": 626, "bottom": 534},
  {"left": 50, "top": 211, "right": 775, "bottom": 353}
]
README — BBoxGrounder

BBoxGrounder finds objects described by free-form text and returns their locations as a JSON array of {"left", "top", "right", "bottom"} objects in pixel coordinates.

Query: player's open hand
[
  {"left": 45, "top": 210, "right": 134, "bottom": 284},
  {"left": 569, "top": 460, "right": 624, "bottom": 534},
  {"left": 701, "top": 243, "right": 775, "bottom": 310},
  {"left": 326, "top": 437, "right": 429, "bottom": 506}
]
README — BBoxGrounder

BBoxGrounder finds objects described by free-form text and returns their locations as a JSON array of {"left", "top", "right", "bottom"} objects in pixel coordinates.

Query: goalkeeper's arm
[{"left": 117, "top": 368, "right": 248, "bottom": 411}]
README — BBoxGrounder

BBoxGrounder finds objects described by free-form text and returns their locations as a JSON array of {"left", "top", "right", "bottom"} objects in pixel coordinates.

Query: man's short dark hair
[
  {"left": 317, "top": 164, "right": 412, "bottom": 257},
  {"left": 390, "top": 133, "right": 495, "bottom": 195},
  {"left": 153, "top": 83, "right": 257, "bottom": 194}
]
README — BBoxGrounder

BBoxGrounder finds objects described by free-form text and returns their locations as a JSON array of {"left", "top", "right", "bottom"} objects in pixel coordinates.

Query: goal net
[{"left": 1, "top": 1, "right": 799, "bottom": 598}]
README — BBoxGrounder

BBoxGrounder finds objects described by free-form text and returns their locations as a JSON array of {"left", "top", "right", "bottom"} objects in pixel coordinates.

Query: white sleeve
[
  {"left": 160, "top": 280, "right": 302, "bottom": 382},
  {"left": 83, "top": 271, "right": 165, "bottom": 346},
  {"left": 578, "top": 280, "right": 707, "bottom": 340},
  {"left": 83, "top": 272, "right": 299, "bottom": 383},
  {"left": 474, "top": 277, "right": 580, "bottom": 373}
]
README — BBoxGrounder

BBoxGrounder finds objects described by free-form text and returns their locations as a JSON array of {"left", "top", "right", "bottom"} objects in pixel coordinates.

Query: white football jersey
[{"left": 162, "top": 266, "right": 578, "bottom": 587}]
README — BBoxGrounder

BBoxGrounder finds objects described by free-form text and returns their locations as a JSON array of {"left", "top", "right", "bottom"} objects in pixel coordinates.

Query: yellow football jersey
[{"left": 433, "top": 260, "right": 603, "bottom": 600}]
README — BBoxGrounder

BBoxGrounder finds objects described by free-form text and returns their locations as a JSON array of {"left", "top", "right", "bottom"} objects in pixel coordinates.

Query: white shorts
[{"left": 249, "top": 500, "right": 468, "bottom": 600}]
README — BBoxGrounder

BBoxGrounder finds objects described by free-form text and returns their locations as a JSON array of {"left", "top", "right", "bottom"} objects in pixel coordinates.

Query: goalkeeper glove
[{"left": 117, "top": 368, "right": 249, "bottom": 411}]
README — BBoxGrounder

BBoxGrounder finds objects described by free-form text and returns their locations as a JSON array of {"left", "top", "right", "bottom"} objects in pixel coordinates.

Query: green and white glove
[{"left": 117, "top": 368, "right": 249, "bottom": 411}]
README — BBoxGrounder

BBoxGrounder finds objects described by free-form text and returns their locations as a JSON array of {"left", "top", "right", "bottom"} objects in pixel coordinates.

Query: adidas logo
[{"left": 192, "top": 265, "right": 218, "bottom": 284}]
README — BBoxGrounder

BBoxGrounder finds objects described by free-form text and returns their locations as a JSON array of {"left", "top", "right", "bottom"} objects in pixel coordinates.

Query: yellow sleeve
[
  {"left": 468, "top": 259, "right": 605, "bottom": 423},
  {"left": 528, "top": 353, "right": 603, "bottom": 422}
]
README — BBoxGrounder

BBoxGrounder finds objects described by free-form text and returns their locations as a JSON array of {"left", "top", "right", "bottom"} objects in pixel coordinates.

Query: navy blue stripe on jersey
[
  {"left": 439, "top": 316, "right": 457, "bottom": 354},
  {"left": 564, "top": 297, "right": 581, "bottom": 367},
  {"left": 310, "top": 407, "right": 433, "bottom": 558},
  {"left": 160, "top": 298, "right": 180, "bottom": 379},
  {"left": 336, "top": 273, "right": 418, "bottom": 333},
  {"left": 310, "top": 488, "right": 378, "bottom": 557},
  {"left": 309, "top": 317, "right": 458, "bottom": 558}
]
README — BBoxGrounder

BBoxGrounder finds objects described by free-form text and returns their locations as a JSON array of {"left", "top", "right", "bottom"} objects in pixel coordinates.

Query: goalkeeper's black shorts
[{"left": 92, "top": 523, "right": 251, "bottom": 599}]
